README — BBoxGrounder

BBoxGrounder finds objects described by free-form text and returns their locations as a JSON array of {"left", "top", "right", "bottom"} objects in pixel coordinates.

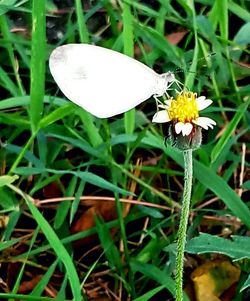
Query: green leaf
[
  {"left": 240, "top": 274, "right": 250, "bottom": 292},
  {"left": 131, "top": 261, "right": 190, "bottom": 301},
  {"left": 133, "top": 285, "right": 165, "bottom": 301},
  {"left": 0, "top": 96, "right": 66, "bottom": 110},
  {"left": 95, "top": 215, "right": 124, "bottom": 272},
  {"left": 39, "top": 104, "right": 76, "bottom": 128},
  {"left": 24, "top": 197, "right": 85, "bottom": 300},
  {"left": 31, "top": 260, "right": 59, "bottom": 296},
  {"left": 211, "top": 98, "right": 250, "bottom": 163},
  {"left": 30, "top": 0, "right": 46, "bottom": 132},
  {"left": 75, "top": 0, "right": 89, "bottom": 43},
  {"left": 242, "top": 180, "right": 250, "bottom": 190},
  {"left": 14, "top": 167, "right": 132, "bottom": 196},
  {"left": 234, "top": 22, "right": 250, "bottom": 45},
  {"left": 186, "top": 233, "right": 250, "bottom": 260},
  {"left": 0, "top": 293, "right": 70, "bottom": 301},
  {"left": 0, "top": 237, "right": 22, "bottom": 252},
  {"left": 0, "top": 175, "right": 19, "bottom": 187},
  {"left": 0, "top": 0, "right": 17, "bottom": 15}
]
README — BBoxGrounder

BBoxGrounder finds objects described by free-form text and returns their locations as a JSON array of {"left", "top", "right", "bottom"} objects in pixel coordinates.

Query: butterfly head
[{"left": 155, "top": 72, "right": 176, "bottom": 97}]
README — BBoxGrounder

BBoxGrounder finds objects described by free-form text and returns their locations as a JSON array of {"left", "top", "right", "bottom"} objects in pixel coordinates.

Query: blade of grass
[
  {"left": 75, "top": 0, "right": 89, "bottom": 43},
  {"left": 95, "top": 215, "right": 124, "bottom": 272},
  {"left": 102, "top": 0, "right": 119, "bottom": 36},
  {"left": 228, "top": 1, "right": 250, "bottom": 21},
  {"left": 133, "top": 285, "right": 165, "bottom": 301},
  {"left": 0, "top": 14, "right": 25, "bottom": 95},
  {"left": 211, "top": 98, "right": 250, "bottom": 163},
  {"left": 0, "top": 293, "right": 71, "bottom": 301},
  {"left": 131, "top": 260, "right": 189, "bottom": 301},
  {"left": 0, "top": 95, "right": 67, "bottom": 110},
  {"left": 218, "top": 0, "right": 241, "bottom": 103},
  {"left": 30, "top": 0, "right": 46, "bottom": 132},
  {"left": 0, "top": 237, "right": 22, "bottom": 252},
  {"left": 77, "top": 109, "right": 103, "bottom": 147},
  {"left": 8, "top": 131, "right": 37, "bottom": 174},
  {"left": 123, "top": 0, "right": 135, "bottom": 135},
  {"left": 14, "top": 167, "right": 132, "bottom": 196},
  {"left": 7, "top": 184, "right": 86, "bottom": 301},
  {"left": 39, "top": 103, "right": 76, "bottom": 128},
  {"left": 11, "top": 227, "right": 40, "bottom": 299},
  {"left": 0, "top": 65, "right": 20, "bottom": 96},
  {"left": 31, "top": 259, "right": 59, "bottom": 296},
  {"left": 184, "top": 0, "right": 199, "bottom": 90}
]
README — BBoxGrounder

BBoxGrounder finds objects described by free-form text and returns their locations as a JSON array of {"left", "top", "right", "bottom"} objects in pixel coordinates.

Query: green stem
[{"left": 175, "top": 149, "right": 193, "bottom": 301}]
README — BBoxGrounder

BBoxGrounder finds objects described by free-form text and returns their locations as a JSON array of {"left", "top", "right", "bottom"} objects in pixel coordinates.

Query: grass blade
[
  {"left": 23, "top": 192, "right": 85, "bottom": 300},
  {"left": 211, "top": 98, "right": 250, "bottom": 163},
  {"left": 30, "top": 0, "right": 46, "bottom": 132}
]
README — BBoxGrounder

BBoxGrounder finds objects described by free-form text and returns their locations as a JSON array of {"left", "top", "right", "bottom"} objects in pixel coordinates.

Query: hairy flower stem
[{"left": 175, "top": 149, "right": 193, "bottom": 301}]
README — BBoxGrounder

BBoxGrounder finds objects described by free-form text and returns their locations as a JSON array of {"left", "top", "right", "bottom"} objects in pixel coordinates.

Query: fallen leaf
[
  {"left": 18, "top": 275, "right": 42, "bottom": 293},
  {"left": 71, "top": 200, "right": 117, "bottom": 247},
  {"left": 191, "top": 260, "right": 240, "bottom": 301},
  {"left": 166, "top": 30, "right": 188, "bottom": 45}
]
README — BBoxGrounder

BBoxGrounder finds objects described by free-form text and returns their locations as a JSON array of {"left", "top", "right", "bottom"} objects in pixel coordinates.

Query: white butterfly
[{"left": 49, "top": 44, "right": 176, "bottom": 118}]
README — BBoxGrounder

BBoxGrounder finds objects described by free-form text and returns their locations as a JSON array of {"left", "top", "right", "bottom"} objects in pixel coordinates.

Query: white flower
[{"left": 152, "top": 92, "right": 216, "bottom": 136}]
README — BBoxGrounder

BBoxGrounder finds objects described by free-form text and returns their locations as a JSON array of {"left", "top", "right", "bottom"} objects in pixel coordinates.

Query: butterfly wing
[{"left": 49, "top": 44, "right": 161, "bottom": 118}]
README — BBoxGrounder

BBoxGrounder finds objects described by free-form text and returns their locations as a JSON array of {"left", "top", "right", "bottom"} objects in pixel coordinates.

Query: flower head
[{"left": 153, "top": 91, "right": 216, "bottom": 136}]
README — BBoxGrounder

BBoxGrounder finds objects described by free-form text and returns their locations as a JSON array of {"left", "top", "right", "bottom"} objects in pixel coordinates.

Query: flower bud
[{"left": 167, "top": 124, "right": 202, "bottom": 151}]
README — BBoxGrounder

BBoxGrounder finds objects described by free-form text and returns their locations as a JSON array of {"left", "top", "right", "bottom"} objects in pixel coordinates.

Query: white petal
[
  {"left": 175, "top": 122, "right": 184, "bottom": 134},
  {"left": 182, "top": 123, "right": 193, "bottom": 136},
  {"left": 193, "top": 117, "right": 216, "bottom": 130},
  {"left": 175, "top": 122, "right": 193, "bottom": 136},
  {"left": 152, "top": 110, "right": 170, "bottom": 123},
  {"left": 196, "top": 96, "right": 213, "bottom": 111}
]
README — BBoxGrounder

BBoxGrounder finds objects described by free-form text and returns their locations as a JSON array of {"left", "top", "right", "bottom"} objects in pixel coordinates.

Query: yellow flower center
[{"left": 168, "top": 92, "right": 199, "bottom": 123}]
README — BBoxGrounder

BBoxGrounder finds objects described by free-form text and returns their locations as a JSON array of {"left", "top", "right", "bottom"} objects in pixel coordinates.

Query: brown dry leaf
[
  {"left": 43, "top": 182, "right": 62, "bottom": 199},
  {"left": 191, "top": 260, "right": 240, "bottom": 301},
  {"left": 71, "top": 201, "right": 117, "bottom": 247},
  {"left": 166, "top": 30, "right": 188, "bottom": 45},
  {"left": 0, "top": 215, "right": 9, "bottom": 230},
  {"left": 18, "top": 275, "right": 42, "bottom": 293}
]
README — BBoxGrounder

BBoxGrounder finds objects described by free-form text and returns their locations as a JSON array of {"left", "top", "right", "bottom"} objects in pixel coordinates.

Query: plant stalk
[{"left": 175, "top": 149, "right": 193, "bottom": 301}]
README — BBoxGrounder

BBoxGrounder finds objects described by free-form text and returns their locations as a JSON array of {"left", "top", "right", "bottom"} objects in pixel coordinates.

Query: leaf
[
  {"left": 39, "top": 104, "right": 76, "bottom": 128},
  {"left": 0, "top": 237, "right": 22, "bottom": 252},
  {"left": 242, "top": 180, "right": 250, "bottom": 190},
  {"left": 31, "top": 260, "right": 59, "bottom": 296},
  {"left": 240, "top": 274, "right": 250, "bottom": 292},
  {"left": 0, "top": 175, "right": 19, "bottom": 187},
  {"left": 191, "top": 260, "right": 240, "bottom": 301},
  {"left": 234, "top": 22, "right": 250, "bottom": 45},
  {"left": 131, "top": 261, "right": 190, "bottom": 301},
  {"left": 0, "top": 96, "right": 67, "bottom": 110},
  {"left": 24, "top": 198, "right": 85, "bottom": 300},
  {"left": 133, "top": 285, "right": 165, "bottom": 301},
  {"left": 211, "top": 99, "right": 250, "bottom": 163},
  {"left": 14, "top": 167, "right": 132, "bottom": 196},
  {"left": 95, "top": 215, "right": 123, "bottom": 272},
  {"left": 138, "top": 205, "right": 164, "bottom": 219},
  {"left": 0, "top": 1, "right": 17, "bottom": 16},
  {"left": 71, "top": 200, "right": 117, "bottom": 246},
  {"left": 186, "top": 233, "right": 250, "bottom": 261}
]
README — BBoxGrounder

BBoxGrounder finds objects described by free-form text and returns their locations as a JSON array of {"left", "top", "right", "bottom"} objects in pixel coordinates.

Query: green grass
[{"left": 0, "top": 0, "right": 249, "bottom": 300}]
